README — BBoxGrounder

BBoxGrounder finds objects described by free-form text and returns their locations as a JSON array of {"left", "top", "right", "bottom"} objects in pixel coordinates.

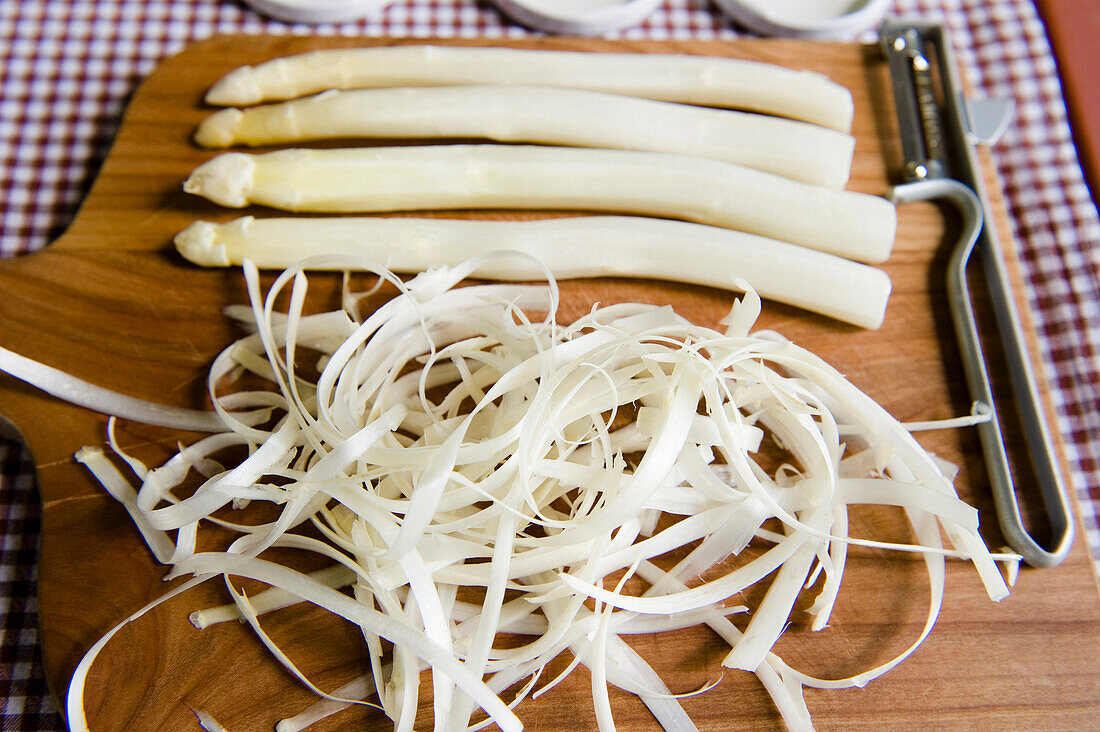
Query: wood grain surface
[{"left": 1, "top": 35, "right": 1099, "bottom": 731}]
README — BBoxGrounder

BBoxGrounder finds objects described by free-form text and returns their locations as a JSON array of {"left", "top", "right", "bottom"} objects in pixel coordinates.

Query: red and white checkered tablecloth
[{"left": 1, "top": 1, "right": 1097, "bottom": 728}]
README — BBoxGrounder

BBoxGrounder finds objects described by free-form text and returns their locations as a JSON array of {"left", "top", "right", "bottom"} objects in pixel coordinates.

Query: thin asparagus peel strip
[
  {"left": 175, "top": 215, "right": 892, "bottom": 329},
  {"left": 194, "top": 85, "right": 855, "bottom": 188},
  {"left": 183, "top": 145, "right": 897, "bottom": 263},
  {"left": 204, "top": 44, "right": 855, "bottom": 132}
]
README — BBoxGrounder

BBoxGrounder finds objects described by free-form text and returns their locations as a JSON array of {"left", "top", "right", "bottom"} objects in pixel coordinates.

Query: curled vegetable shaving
[
  {"left": 72, "top": 253, "right": 1012, "bottom": 731},
  {"left": 0, "top": 344, "right": 224, "bottom": 432}
]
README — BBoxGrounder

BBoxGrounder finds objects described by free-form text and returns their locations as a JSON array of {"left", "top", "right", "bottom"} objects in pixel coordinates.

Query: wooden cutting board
[{"left": 2, "top": 35, "right": 1099, "bottom": 731}]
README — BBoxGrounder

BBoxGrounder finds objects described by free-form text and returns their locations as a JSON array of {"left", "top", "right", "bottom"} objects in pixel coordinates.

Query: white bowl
[
  {"left": 489, "top": 0, "right": 664, "bottom": 36},
  {"left": 713, "top": 0, "right": 892, "bottom": 39},
  {"left": 243, "top": 0, "right": 395, "bottom": 24}
]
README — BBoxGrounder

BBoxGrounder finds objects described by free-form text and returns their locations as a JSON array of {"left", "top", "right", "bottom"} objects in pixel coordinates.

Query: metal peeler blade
[{"left": 880, "top": 19, "right": 1074, "bottom": 567}]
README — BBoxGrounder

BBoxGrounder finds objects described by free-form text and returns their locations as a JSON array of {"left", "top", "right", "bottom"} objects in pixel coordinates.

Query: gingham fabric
[{"left": 1, "top": 1, "right": 1097, "bottom": 728}]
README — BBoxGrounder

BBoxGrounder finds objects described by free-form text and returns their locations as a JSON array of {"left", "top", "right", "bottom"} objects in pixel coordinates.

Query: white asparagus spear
[
  {"left": 182, "top": 145, "right": 896, "bottom": 263},
  {"left": 194, "top": 85, "right": 855, "bottom": 189},
  {"left": 174, "top": 215, "right": 893, "bottom": 329},
  {"left": 204, "top": 45, "right": 854, "bottom": 132}
]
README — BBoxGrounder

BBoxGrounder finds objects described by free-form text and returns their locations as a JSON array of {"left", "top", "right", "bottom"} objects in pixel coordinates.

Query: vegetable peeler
[{"left": 880, "top": 19, "right": 1074, "bottom": 567}]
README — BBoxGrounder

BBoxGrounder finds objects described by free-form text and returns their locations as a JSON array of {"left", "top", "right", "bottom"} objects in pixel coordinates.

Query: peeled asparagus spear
[
  {"left": 183, "top": 145, "right": 896, "bottom": 263},
  {"left": 204, "top": 44, "right": 854, "bottom": 132},
  {"left": 195, "top": 85, "right": 855, "bottom": 189},
  {"left": 174, "top": 215, "right": 892, "bottom": 329}
]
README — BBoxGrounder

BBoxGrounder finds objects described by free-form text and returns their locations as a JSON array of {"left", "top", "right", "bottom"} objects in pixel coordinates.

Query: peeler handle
[{"left": 881, "top": 20, "right": 1074, "bottom": 568}]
